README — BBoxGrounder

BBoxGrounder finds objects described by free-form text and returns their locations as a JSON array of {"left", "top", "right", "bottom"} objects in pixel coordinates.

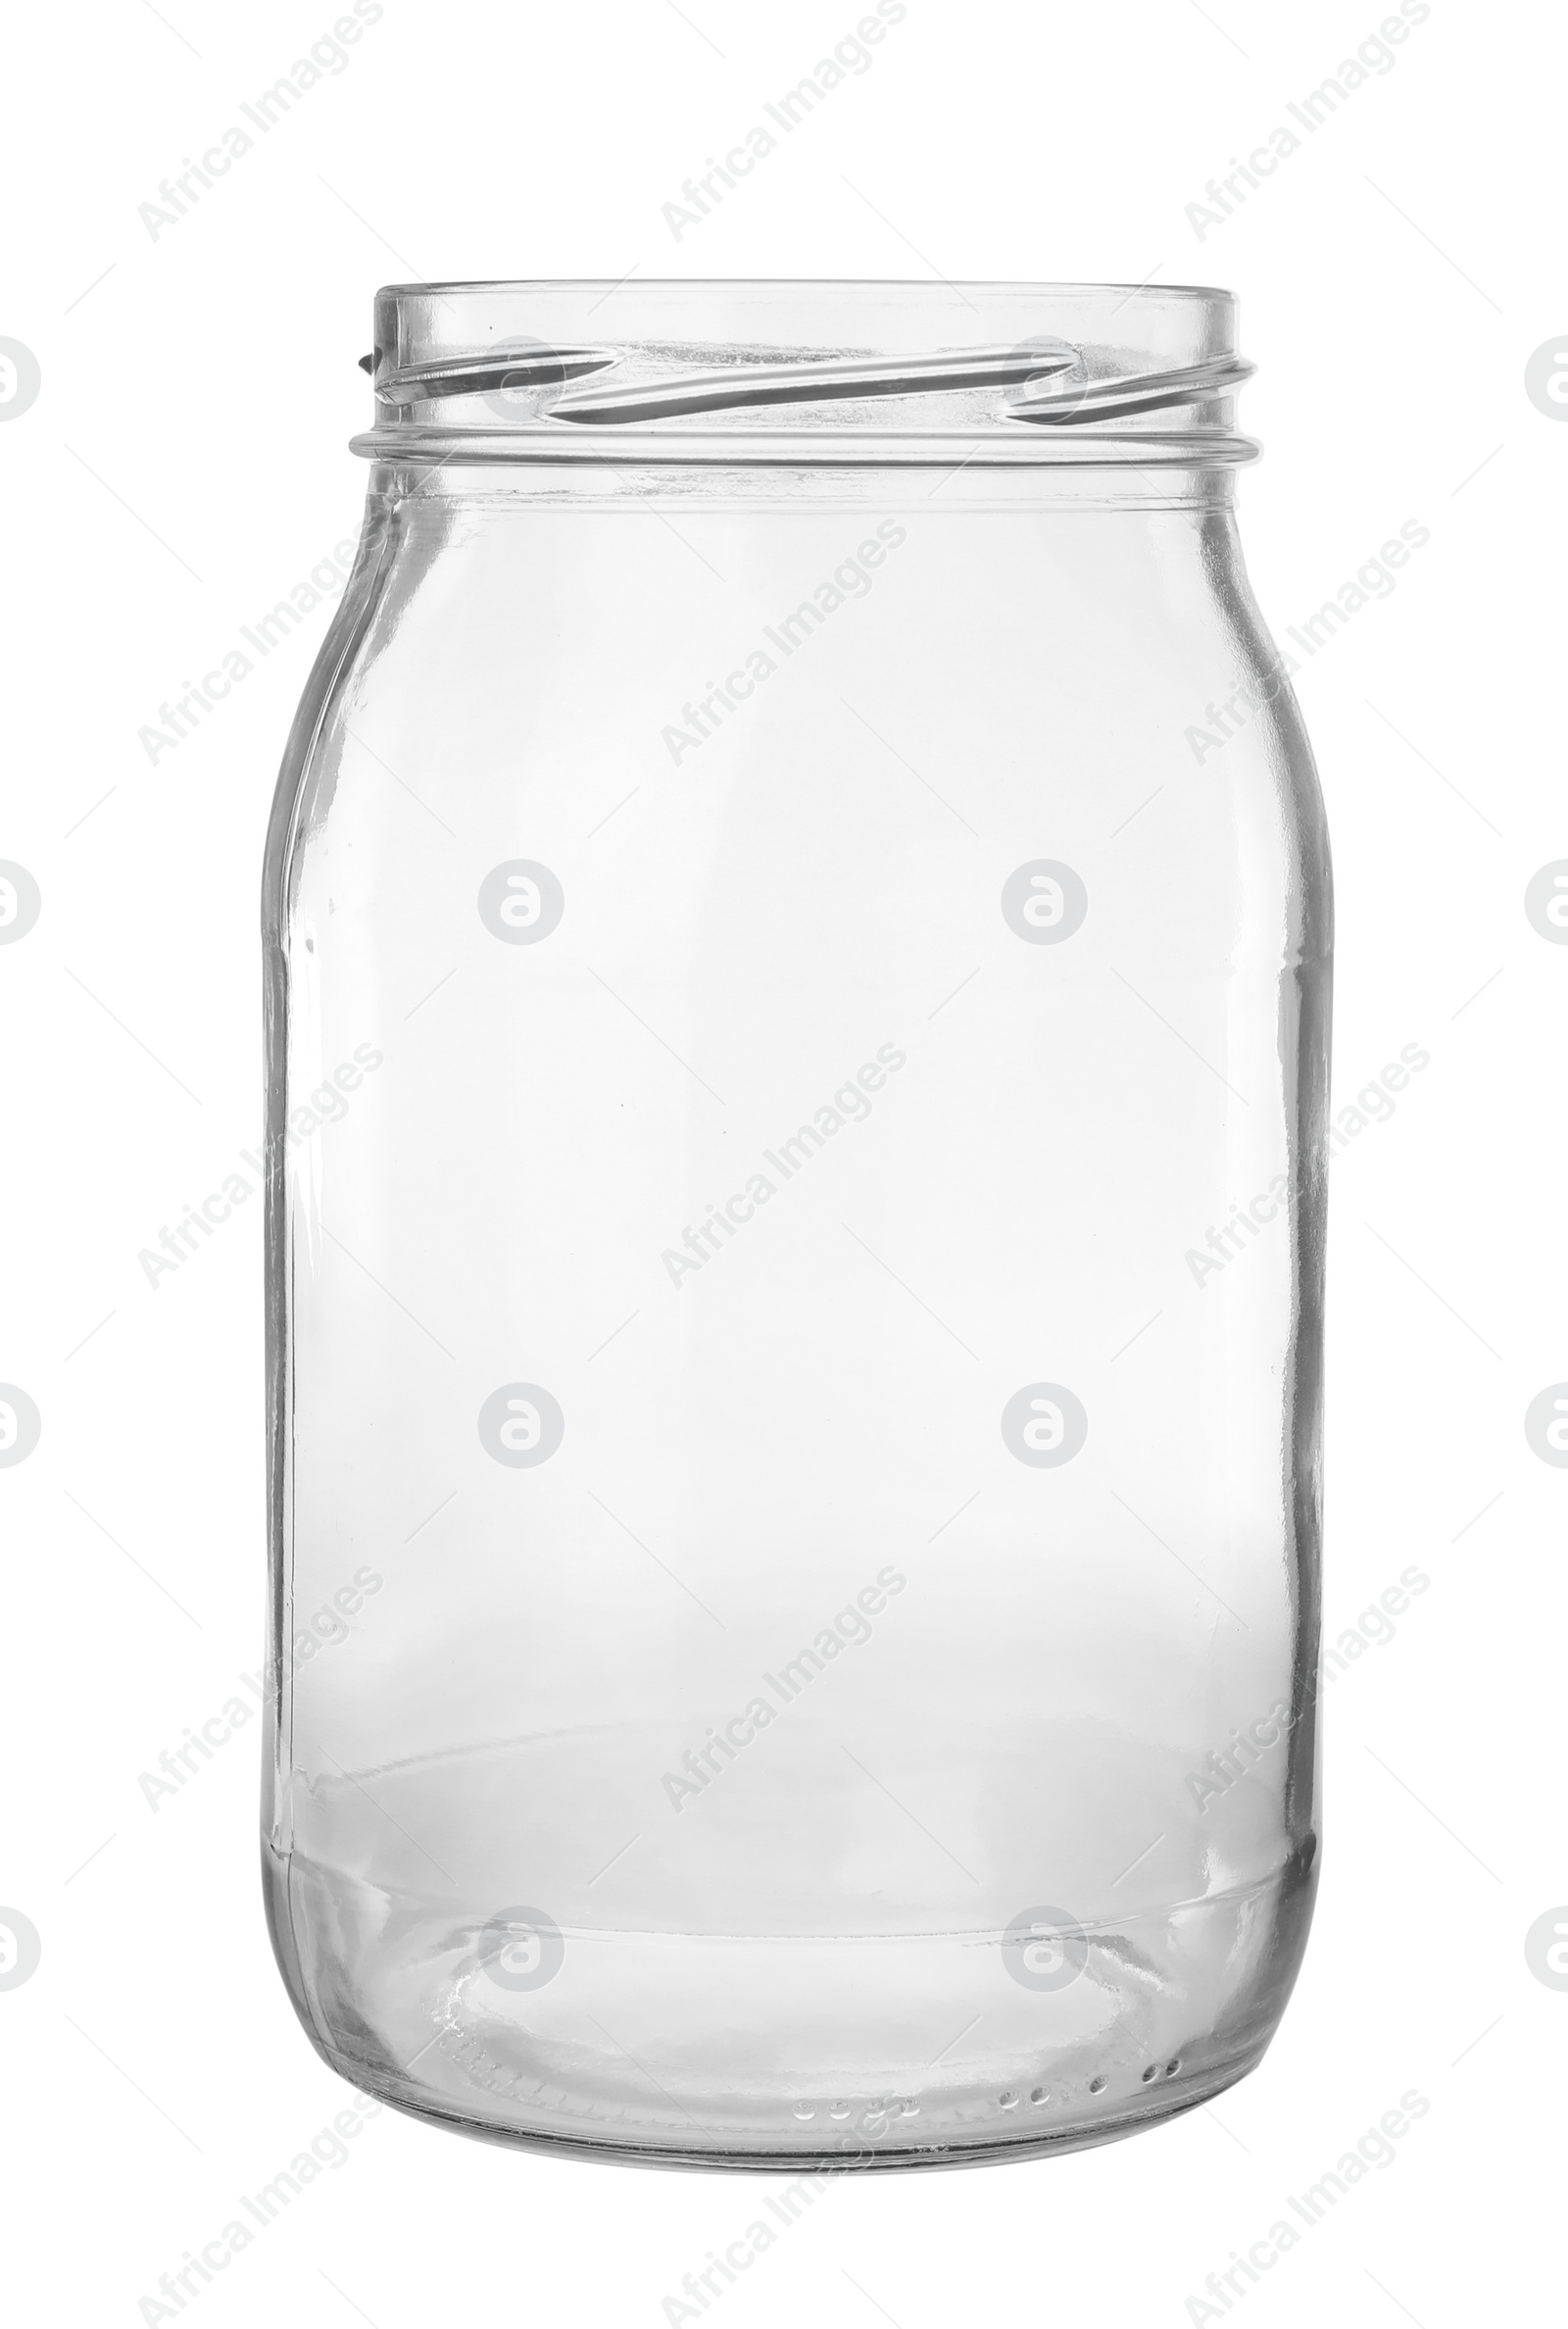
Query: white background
[{"left": 2, "top": 0, "right": 1559, "bottom": 2321}]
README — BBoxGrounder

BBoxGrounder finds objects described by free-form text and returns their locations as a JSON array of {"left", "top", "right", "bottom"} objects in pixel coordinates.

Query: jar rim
[{"left": 355, "top": 278, "right": 1256, "bottom": 471}]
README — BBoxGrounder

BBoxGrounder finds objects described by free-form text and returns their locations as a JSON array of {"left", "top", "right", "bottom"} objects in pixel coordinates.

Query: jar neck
[
  {"left": 363, "top": 459, "right": 1241, "bottom": 517},
  {"left": 352, "top": 279, "right": 1257, "bottom": 484}
]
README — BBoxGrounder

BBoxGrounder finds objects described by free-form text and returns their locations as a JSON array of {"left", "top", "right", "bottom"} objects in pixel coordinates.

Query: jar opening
[{"left": 352, "top": 279, "right": 1255, "bottom": 471}]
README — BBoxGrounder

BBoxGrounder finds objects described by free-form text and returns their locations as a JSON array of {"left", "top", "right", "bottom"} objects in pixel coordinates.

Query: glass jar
[{"left": 262, "top": 279, "right": 1330, "bottom": 2169}]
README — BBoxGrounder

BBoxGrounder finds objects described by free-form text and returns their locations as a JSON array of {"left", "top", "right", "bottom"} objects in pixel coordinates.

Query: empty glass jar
[{"left": 262, "top": 279, "right": 1330, "bottom": 2167}]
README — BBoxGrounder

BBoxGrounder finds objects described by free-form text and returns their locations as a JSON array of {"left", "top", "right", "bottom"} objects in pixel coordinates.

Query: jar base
[
  {"left": 336, "top": 2043, "right": 1268, "bottom": 2173},
  {"left": 266, "top": 1833, "right": 1313, "bottom": 2171}
]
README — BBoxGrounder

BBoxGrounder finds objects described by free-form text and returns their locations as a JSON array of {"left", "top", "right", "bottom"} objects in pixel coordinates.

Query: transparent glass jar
[{"left": 262, "top": 280, "right": 1330, "bottom": 2169}]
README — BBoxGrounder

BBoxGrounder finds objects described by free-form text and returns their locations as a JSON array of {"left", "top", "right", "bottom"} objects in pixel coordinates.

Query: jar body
[{"left": 263, "top": 332, "right": 1329, "bottom": 2164}]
